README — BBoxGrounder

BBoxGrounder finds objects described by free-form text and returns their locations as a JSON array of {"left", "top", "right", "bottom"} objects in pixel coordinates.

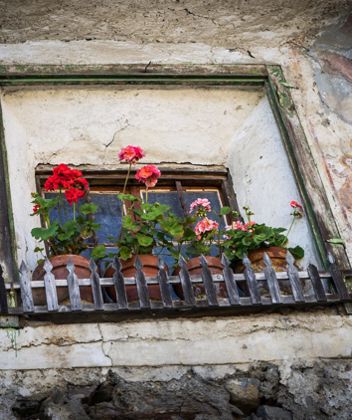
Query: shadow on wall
[{"left": 227, "top": 96, "right": 320, "bottom": 268}]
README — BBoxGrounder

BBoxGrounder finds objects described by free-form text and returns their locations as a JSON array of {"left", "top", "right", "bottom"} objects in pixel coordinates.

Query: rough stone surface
[
  {"left": 2, "top": 360, "right": 352, "bottom": 419},
  {"left": 225, "top": 377, "right": 261, "bottom": 413},
  {"left": 0, "top": 0, "right": 349, "bottom": 47}
]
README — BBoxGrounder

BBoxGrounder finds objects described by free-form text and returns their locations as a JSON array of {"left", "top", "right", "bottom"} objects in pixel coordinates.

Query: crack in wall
[{"left": 97, "top": 323, "right": 113, "bottom": 367}]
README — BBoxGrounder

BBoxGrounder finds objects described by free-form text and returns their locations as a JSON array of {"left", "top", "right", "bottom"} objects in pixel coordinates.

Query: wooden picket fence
[{"left": 0, "top": 252, "right": 351, "bottom": 323}]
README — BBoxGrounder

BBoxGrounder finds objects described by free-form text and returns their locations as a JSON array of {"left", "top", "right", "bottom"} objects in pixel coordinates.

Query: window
[{"left": 35, "top": 165, "right": 238, "bottom": 265}]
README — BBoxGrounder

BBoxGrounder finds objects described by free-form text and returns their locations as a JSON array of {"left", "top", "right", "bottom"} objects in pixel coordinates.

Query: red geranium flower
[
  {"left": 73, "top": 177, "right": 89, "bottom": 191},
  {"left": 290, "top": 200, "right": 303, "bottom": 210},
  {"left": 53, "top": 164, "right": 82, "bottom": 179},
  {"left": 118, "top": 145, "right": 145, "bottom": 164},
  {"left": 32, "top": 204, "right": 41, "bottom": 214},
  {"left": 135, "top": 165, "right": 161, "bottom": 188},
  {"left": 43, "top": 164, "right": 88, "bottom": 192},
  {"left": 65, "top": 187, "right": 86, "bottom": 206}
]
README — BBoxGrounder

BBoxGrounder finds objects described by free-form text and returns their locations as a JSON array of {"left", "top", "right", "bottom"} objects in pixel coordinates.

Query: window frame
[
  {"left": 35, "top": 165, "right": 238, "bottom": 249},
  {"left": 0, "top": 63, "right": 349, "bottom": 283}
]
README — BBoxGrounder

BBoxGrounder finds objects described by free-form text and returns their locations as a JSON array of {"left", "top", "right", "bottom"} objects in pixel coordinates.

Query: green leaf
[
  {"left": 79, "top": 203, "right": 98, "bottom": 215},
  {"left": 91, "top": 245, "right": 106, "bottom": 260},
  {"left": 136, "top": 234, "right": 154, "bottom": 247},
  {"left": 117, "top": 193, "right": 139, "bottom": 202},
  {"left": 327, "top": 238, "right": 345, "bottom": 246},
  {"left": 119, "top": 246, "right": 132, "bottom": 260},
  {"left": 122, "top": 216, "right": 139, "bottom": 233},
  {"left": 287, "top": 246, "right": 304, "bottom": 259},
  {"left": 219, "top": 206, "right": 231, "bottom": 216},
  {"left": 34, "top": 246, "right": 44, "bottom": 253},
  {"left": 31, "top": 223, "right": 58, "bottom": 241}
]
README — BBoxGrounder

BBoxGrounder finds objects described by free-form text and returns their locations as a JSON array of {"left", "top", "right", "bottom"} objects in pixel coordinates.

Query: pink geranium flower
[
  {"left": 194, "top": 217, "right": 219, "bottom": 239},
  {"left": 118, "top": 145, "right": 145, "bottom": 164},
  {"left": 135, "top": 165, "right": 161, "bottom": 188},
  {"left": 227, "top": 220, "right": 256, "bottom": 232},
  {"left": 189, "top": 198, "right": 211, "bottom": 214}
]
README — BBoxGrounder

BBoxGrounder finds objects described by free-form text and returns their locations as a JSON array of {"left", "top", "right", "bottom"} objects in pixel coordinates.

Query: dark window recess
[{"left": 37, "top": 167, "right": 239, "bottom": 265}]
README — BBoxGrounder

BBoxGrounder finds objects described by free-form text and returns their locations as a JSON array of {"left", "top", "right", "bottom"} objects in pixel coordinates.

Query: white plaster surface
[
  {"left": 0, "top": 41, "right": 348, "bottom": 268},
  {"left": 227, "top": 97, "right": 319, "bottom": 266},
  {"left": 1, "top": 311, "right": 351, "bottom": 370},
  {"left": 0, "top": 85, "right": 311, "bottom": 269}
]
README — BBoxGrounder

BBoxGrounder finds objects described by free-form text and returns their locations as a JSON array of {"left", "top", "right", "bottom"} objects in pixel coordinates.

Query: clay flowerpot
[
  {"left": 32, "top": 254, "right": 92, "bottom": 305},
  {"left": 105, "top": 254, "right": 162, "bottom": 302},
  {"left": 174, "top": 256, "right": 226, "bottom": 299},
  {"left": 233, "top": 246, "right": 287, "bottom": 273}
]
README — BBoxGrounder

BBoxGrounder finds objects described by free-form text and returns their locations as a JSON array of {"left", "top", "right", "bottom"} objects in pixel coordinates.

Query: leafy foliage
[
  {"left": 31, "top": 193, "right": 101, "bottom": 257},
  {"left": 114, "top": 194, "right": 176, "bottom": 260}
]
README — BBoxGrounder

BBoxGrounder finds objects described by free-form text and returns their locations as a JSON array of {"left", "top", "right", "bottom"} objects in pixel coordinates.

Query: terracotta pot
[
  {"left": 233, "top": 247, "right": 290, "bottom": 296},
  {"left": 105, "top": 255, "right": 162, "bottom": 302},
  {"left": 174, "top": 256, "right": 226, "bottom": 299},
  {"left": 233, "top": 246, "right": 287, "bottom": 273},
  {"left": 32, "top": 254, "right": 92, "bottom": 305}
]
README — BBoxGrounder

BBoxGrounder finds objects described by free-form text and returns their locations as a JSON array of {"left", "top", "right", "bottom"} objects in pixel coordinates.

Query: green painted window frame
[{"left": 0, "top": 63, "right": 349, "bottom": 282}]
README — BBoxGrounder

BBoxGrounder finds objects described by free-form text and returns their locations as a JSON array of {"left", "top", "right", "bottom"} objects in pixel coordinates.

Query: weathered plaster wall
[
  {"left": 1, "top": 86, "right": 317, "bottom": 269},
  {"left": 0, "top": 310, "right": 351, "bottom": 418},
  {"left": 1, "top": 310, "right": 351, "bottom": 370}
]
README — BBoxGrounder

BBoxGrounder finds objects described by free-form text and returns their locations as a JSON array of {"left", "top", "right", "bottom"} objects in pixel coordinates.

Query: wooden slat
[
  {"left": 43, "top": 259, "right": 59, "bottom": 311},
  {"left": 243, "top": 256, "right": 261, "bottom": 304},
  {"left": 178, "top": 256, "right": 195, "bottom": 306},
  {"left": 286, "top": 252, "right": 304, "bottom": 302},
  {"left": 112, "top": 257, "right": 128, "bottom": 309},
  {"left": 221, "top": 255, "right": 240, "bottom": 305},
  {"left": 158, "top": 259, "right": 172, "bottom": 308},
  {"left": 134, "top": 256, "right": 150, "bottom": 309},
  {"left": 200, "top": 255, "right": 218, "bottom": 306},
  {"left": 307, "top": 264, "right": 327, "bottom": 302},
  {"left": 328, "top": 253, "right": 350, "bottom": 300},
  {"left": 89, "top": 259, "right": 104, "bottom": 310},
  {"left": 0, "top": 263, "right": 8, "bottom": 313},
  {"left": 263, "top": 253, "right": 281, "bottom": 304},
  {"left": 66, "top": 259, "right": 81, "bottom": 311},
  {"left": 19, "top": 261, "right": 33, "bottom": 313}
]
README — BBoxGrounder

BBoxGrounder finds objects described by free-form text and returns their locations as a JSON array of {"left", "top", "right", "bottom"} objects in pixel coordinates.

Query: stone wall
[{"left": 0, "top": 309, "right": 351, "bottom": 419}]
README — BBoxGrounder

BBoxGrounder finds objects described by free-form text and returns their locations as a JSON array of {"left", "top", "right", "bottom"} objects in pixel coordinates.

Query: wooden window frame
[
  {"left": 0, "top": 64, "right": 350, "bottom": 283},
  {"left": 35, "top": 164, "right": 239, "bottom": 248}
]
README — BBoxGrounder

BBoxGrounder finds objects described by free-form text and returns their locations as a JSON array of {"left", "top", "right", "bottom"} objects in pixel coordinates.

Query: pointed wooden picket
[
  {"left": 263, "top": 253, "right": 281, "bottom": 304},
  {"left": 134, "top": 256, "right": 150, "bottom": 308},
  {"left": 67, "top": 259, "right": 81, "bottom": 311},
  {"left": 158, "top": 258, "right": 172, "bottom": 308},
  {"left": 0, "top": 263, "right": 8, "bottom": 314},
  {"left": 43, "top": 259, "right": 59, "bottom": 311},
  {"left": 19, "top": 261, "right": 33, "bottom": 313},
  {"left": 89, "top": 259, "right": 104, "bottom": 310},
  {"left": 178, "top": 256, "right": 195, "bottom": 306},
  {"left": 286, "top": 252, "right": 304, "bottom": 303},
  {"left": 221, "top": 254, "right": 240, "bottom": 305},
  {"left": 112, "top": 257, "right": 128, "bottom": 309},
  {"left": 243, "top": 255, "right": 261, "bottom": 304},
  {"left": 200, "top": 255, "right": 218, "bottom": 306}
]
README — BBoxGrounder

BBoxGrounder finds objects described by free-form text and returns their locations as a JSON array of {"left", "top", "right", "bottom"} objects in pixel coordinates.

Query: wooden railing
[{"left": 0, "top": 253, "right": 351, "bottom": 323}]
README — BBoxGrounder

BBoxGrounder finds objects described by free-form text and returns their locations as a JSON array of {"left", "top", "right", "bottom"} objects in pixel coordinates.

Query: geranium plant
[
  {"left": 222, "top": 202, "right": 305, "bottom": 261},
  {"left": 185, "top": 198, "right": 222, "bottom": 257},
  {"left": 110, "top": 146, "right": 170, "bottom": 260},
  {"left": 30, "top": 164, "right": 100, "bottom": 257}
]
